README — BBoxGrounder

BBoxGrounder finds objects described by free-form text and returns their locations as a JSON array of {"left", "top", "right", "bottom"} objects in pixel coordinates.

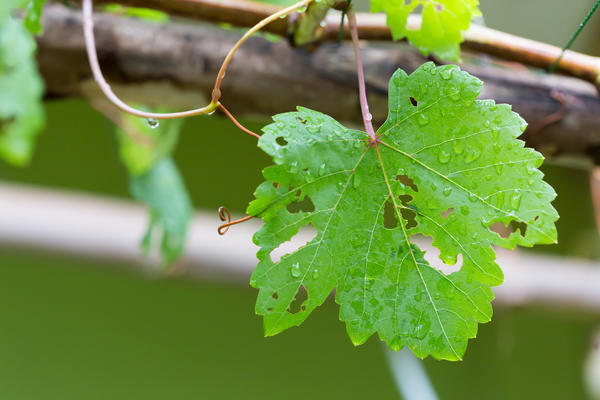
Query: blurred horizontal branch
[
  {"left": 1, "top": 181, "right": 600, "bottom": 313},
  {"left": 66, "top": 0, "right": 600, "bottom": 85},
  {"left": 38, "top": 4, "right": 600, "bottom": 158}
]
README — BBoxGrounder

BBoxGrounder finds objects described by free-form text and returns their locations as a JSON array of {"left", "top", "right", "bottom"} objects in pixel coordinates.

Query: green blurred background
[{"left": 1, "top": 0, "right": 600, "bottom": 398}]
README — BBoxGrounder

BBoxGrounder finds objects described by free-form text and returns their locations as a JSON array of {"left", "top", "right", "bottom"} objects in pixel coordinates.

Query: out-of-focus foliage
[
  {"left": 115, "top": 112, "right": 191, "bottom": 265},
  {"left": 130, "top": 157, "right": 192, "bottom": 265},
  {"left": 0, "top": 0, "right": 44, "bottom": 166},
  {"left": 371, "top": 0, "right": 480, "bottom": 60}
]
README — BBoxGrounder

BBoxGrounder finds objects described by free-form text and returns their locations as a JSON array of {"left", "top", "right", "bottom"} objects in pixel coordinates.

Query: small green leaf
[
  {"left": 248, "top": 62, "right": 557, "bottom": 360},
  {"left": 130, "top": 157, "right": 192, "bottom": 265},
  {"left": 0, "top": 8, "right": 45, "bottom": 166},
  {"left": 23, "top": 0, "right": 47, "bottom": 35},
  {"left": 371, "top": 0, "right": 480, "bottom": 60}
]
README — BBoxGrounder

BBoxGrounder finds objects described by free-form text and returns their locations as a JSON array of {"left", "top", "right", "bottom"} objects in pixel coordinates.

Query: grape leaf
[
  {"left": 247, "top": 62, "right": 557, "bottom": 360},
  {"left": 0, "top": 3, "right": 45, "bottom": 166},
  {"left": 371, "top": 0, "right": 480, "bottom": 61},
  {"left": 130, "top": 157, "right": 192, "bottom": 265}
]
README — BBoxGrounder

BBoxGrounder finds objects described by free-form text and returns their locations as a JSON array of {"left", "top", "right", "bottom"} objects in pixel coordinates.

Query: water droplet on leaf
[{"left": 290, "top": 263, "right": 301, "bottom": 278}]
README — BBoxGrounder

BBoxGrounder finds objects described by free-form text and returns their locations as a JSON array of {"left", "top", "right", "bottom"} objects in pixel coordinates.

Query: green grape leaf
[
  {"left": 116, "top": 112, "right": 182, "bottom": 176},
  {"left": 248, "top": 62, "right": 557, "bottom": 360},
  {"left": 130, "top": 157, "right": 192, "bottom": 265},
  {"left": 0, "top": 5, "right": 45, "bottom": 166},
  {"left": 371, "top": 0, "right": 480, "bottom": 61}
]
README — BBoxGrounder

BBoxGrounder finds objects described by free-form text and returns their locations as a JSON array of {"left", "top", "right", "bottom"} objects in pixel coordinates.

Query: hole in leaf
[
  {"left": 384, "top": 199, "right": 398, "bottom": 229},
  {"left": 401, "top": 207, "right": 418, "bottom": 229},
  {"left": 441, "top": 208, "right": 454, "bottom": 219},
  {"left": 287, "top": 195, "right": 315, "bottom": 214},
  {"left": 267, "top": 307, "right": 273, "bottom": 311},
  {"left": 270, "top": 224, "right": 317, "bottom": 263},
  {"left": 272, "top": 292, "right": 278, "bottom": 300},
  {"left": 396, "top": 174, "right": 418, "bottom": 192},
  {"left": 490, "top": 220, "right": 528, "bottom": 238},
  {"left": 398, "top": 194, "right": 413, "bottom": 204},
  {"left": 288, "top": 285, "right": 308, "bottom": 314},
  {"left": 276, "top": 137, "right": 288, "bottom": 146},
  {"left": 409, "top": 97, "right": 418, "bottom": 107},
  {"left": 272, "top": 182, "right": 280, "bottom": 189},
  {"left": 416, "top": 235, "right": 463, "bottom": 275}
]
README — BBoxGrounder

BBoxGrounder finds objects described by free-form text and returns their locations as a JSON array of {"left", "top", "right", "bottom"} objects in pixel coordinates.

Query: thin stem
[
  {"left": 82, "top": 0, "right": 218, "bottom": 119},
  {"left": 212, "top": 0, "right": 312, "bottom": 102},
  {"left": 549, "top": 0, "right": 600, "bottom": 73},
  {"left": 218, "top": 104, "right": 261, "bottom": 139},
  {"left": 83, "top": 0, "right": 311, "bottom": 119},
  {"left": 347, "top": 7, "right": 376, "bottom": 142}
]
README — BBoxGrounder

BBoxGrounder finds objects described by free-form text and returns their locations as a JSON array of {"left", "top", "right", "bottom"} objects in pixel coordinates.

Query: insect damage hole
[
  {"left": 415, "top": 235, "right": 463, "bottom": 275},
  {"left": 288, "top": 285, "right": 308, "bottom": 314},
  {"left": 287, "top": 195, "right": 315, "bottom": 214},
  {"left": 395, "top": 174, "right": 418, "bottom": 192},
  {"left": 489, "top": 220, "right": 528, "bottom": 238},
  {"left": 270, "top": 223, "right": 317, "bottom": 263},
  {"left": 409, "top": 97, "right": 418, "bottom": 107},
  {"left": 441, "top": 208, "right": 454, "bottom": 219},
  {"left": 276, "top": 136, "right": 288, "bottom": 146},
  {"left": 384, "top": 199, "right": 398, "bottom": 229}
]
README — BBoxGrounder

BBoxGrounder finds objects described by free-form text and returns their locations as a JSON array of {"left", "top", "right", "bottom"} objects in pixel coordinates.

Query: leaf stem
[{"left": 347, "top": 7, "right": 376, "bottom": 142}]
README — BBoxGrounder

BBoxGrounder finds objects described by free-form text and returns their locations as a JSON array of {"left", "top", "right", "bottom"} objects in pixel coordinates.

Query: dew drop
[
  {"left": 147, "top": 118, "right": 159, "bottom": 128},
  {"left": 495, "top": 164, "right": 503, "bottom": 175},
  {"left": 453, "top": 140, "right": 464, "bottom": 154},
  {"left": 438, "top": 149, "right": 451, "bottom": 164},
  {"left": 319, "top": 21, "right": 327, "bottom": 28},
  {"left": 353, "top": 173, "right": 361, "bottom": 188},
  {"left": 306, "top": 124, "right": 321, "bottom": 134},
  {"left": 430, "top": 182, "right": 437, "bottom": 192},
  {"left": 290, "top": 263, "right": 301, "bottom": 278},
  {"left": 468, "top": 192, "right": 478, "bottom": 202},
  {"left": 443, "top": 187, "right": 452, "bottom": 197},
  {"left": 365, "top": 113, "right": 372, "bottom": 122},
  {"left": 319, "top": 163, "right": 326, "bottom": 176},
  {"left": 417, "top": 113, "right": 430, "bottom": 126},
  {"left": 353, "top": 141, "right": 362, "bottom": 149},
  {"left": 440, "top": 68, "right": 453, "bottom": 80},
  {"left": 411, "top": 321, "right": 430, "bottom": 340},
  {"left": 460, "top": 205, "right": 470, "bottom": 215},
  {"left": 484, "top": 174, "right": 493, "bottom": 182},
  {"left": 312, "top": 269, "right": 320, "bottom": 279},
  {"left": 510, "top": 192, "right": 522, "bottom": 209},
  {"left": 528, "top": 179, "right": 534, "bottom": 185}
]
